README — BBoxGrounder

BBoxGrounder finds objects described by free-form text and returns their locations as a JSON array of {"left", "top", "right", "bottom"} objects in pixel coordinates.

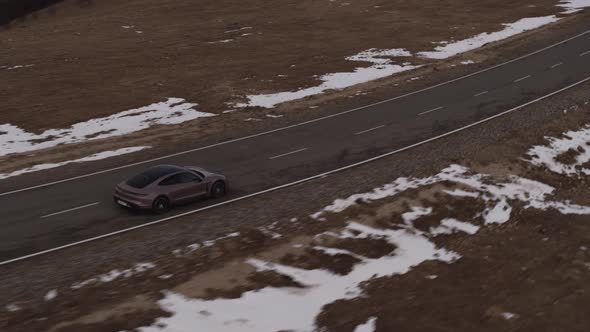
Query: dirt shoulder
[{"left": 1, "top": 64, "right": 590, "bottom": 331}]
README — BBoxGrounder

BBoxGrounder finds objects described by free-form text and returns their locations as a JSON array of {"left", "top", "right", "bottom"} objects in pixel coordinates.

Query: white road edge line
[
  {"left": 474, "top": 91, "right": 489, "bottom": 97},
  {"left": 354, "top": 125, "right": 385, "bottom": 135},
  {"left": 40, "top": 202, "right": 101, "bottom": 219},
  {"left": 418, "top": 106, "right": 444, "bottom": 116},
  {"left": 550, "top": 62, "right": 563, "bottom": 68},
  {"left": 580, "top": 50, "right": 590, "bottom": 57},
  {"left": 2, "top": 75, "right": 589, "bottom": 267},
  {"left": 514, "top": 75, "right": 531, "bottom": 83},
  {"left": 2, "top": 29, "right": 590, "bottom": 198},
  {"left": 269, "top": 148, "right": 308, "bottom": 160}
]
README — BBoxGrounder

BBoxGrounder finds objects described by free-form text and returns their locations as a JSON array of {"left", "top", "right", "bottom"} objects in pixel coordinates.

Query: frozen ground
[
  {"left": 234, "top": 1, "right": 586, "bottom": 109},
  {"left": 0, "top": 146, "right": 150, "bottom": 180},
  {"left": 0, "top": 98, "right": 213, "bottom": 157},
  {"left": 526, "top": 124, "right": 590, "bottom": 176}
]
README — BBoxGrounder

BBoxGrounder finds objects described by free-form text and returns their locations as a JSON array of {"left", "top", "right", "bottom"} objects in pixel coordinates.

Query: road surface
[{"left": 1, "top": 29, "right": 590, "bottom": 262}]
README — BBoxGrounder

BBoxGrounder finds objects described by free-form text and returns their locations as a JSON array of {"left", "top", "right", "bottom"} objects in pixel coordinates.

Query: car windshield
[{"left": 126, "top": 165, "right": 184, "bottom": 188}]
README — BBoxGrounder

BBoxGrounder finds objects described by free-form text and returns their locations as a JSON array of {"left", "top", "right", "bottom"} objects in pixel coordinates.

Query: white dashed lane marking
[
  {"left": 41, "top": 202, "right": 101, "bottom": 219},
  {"left": 418, "top": 106, "right": 444, "bottom": 116},
  {"left": 354, "top": 125, "right": 385, "bottom": 135},
  {"left": 269, "top": 148, "right": 308, "bottom": 160},
  {"left": 514, "top": 75, "right": 531, "bottom": 83}
]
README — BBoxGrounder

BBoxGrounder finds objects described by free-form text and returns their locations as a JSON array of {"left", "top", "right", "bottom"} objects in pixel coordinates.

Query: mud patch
[{"left": 280, "top": 248, "right": 362, "bottom": 275}]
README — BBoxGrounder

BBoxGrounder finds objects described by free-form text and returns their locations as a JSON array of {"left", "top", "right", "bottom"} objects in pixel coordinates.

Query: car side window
[
  {"left": 179, "top": 172, "right": 201, "bottom": 183},
  {"left": 159, "top": 174, "right": 182, "bottom": 186}
]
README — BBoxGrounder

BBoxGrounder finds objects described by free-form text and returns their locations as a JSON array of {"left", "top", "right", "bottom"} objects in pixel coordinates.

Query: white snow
[
  {"left": 430, "top": 218, "right": 480, "bottom": 235},
  {"left": 0, "top": 146, "right": 150, "bottom": 180},
  {"left": 526, "top": 125, "right": 590, "bottom": 176},
  {"left": 0, "top": 98, "right": 214, "bottom": 157},
  {"left": 258, "top": 226, "right": 282, "bottom": 239},
  {"left": 134, "top": 160, "right": 590, "bottom": 332},
  {"left": 186, "top": 244, "right": 201, "bottom": 252},
  {"left": 231, "top": 6, "right": 585, "bottom": 110},
  {"left": 313, "top": 245, "right": 366, "bottom": 260},
  {"left": 443, "top": 188, "right": 480, "bottom": 198},
  {"left": 138, "top": 222, "right": 459, "bottom": 332},
  {"left": 224, "top": 27, "right": 253, "bottom": 34},
  {"left": 402, "top": 207, "right": 433, "bottom": 224},
  {"left": 208, "top": 39, "right": 234, "bottom": 44},
  {"left": 354, "top": 317, "right": 377, "bottom": 332},
  {"left": 501, "top": 312, "right": 518, "bottom": 320},
  {"left": 558, "top": 0, "right": 590, "bottom": 14},
  {"left": 44, "top": 290, "right": 58, "bottom": 301},
  {"left": 418, "top": 16, "right": 560, "bottom": 59},
  {"left": 6, "top": 64, "right": 34, "bottom": 70},
  {"left": 174, "top": 232, "right": 242, "bottom": 256},
  {"left": 235, "top": 48, "right": 418, "bottom": 108},
  {"left": 71, "top": 262, "right": 155, "bottom": 289},
  {"left": 483, "top": 199, "right": 512, "bottom": 224},
  {"left": 5, "top": 304, "right": 20, "bottom": 312},
  {"left": 312, "top": 164, "right": 590, "bottom": 222}
]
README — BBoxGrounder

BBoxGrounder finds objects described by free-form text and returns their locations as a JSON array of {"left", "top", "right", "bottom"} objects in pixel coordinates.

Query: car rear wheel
[
  {"left": 152, "top": 196, "right": 170, "bottom": 213},
  {"left": 211, "top": 181, "right": 226, "bottom": 198}
]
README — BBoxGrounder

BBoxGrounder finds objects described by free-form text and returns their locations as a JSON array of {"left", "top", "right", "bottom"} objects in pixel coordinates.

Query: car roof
[
  {"left": 143, "top": 165, "right": 186, "bottom": 178},
  {"left": 126, "top": 165, "right": 185, "bottom": 188}
]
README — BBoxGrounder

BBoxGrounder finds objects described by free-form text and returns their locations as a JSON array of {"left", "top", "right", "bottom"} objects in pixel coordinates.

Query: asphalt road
[{"left": 1, "top": 30, "right": 590, "bottom": 262}]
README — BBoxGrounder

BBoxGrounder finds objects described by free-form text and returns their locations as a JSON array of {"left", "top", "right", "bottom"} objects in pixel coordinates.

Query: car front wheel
[
  {"left": 152, "top": 196, "right": 170, "bottom": 213},
  {"left": 210, "top": 181, "right": 226, "bottom": 198}
]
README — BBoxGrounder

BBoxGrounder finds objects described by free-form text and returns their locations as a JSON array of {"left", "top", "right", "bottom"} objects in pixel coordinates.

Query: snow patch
[
  {"left": 501, "top": 312, "right": 518, "bottom": 320},
  {"left": 526, "top": 125, "right": 590, "bottom": 176},
  {"left": 418, "top": 16, "right": 560, "bottom": 59},
  {"left": 354, "top": 317, "right": 377, "bottom": 332},
  {"left": 5, "top": 304, "right": 20, "bottom": 312},
  {"left": 430, "top": 218, "right": 480, "bottom": 235},
  {"left": 71, "top": 262, "right": 155, "bottom": 289},
  {"left": 0, "top": 146, "right": 150, "bottom": 180},
  {"left": 138, "top": 222, "right": 459, "bottom": 332},
  {"left": 235, "top": 48, "right": 418, "bottom": 108},
  {"left": 402, "top": 206, "right": 432, "bottom": 224},
  {"left": 44, "top": 290, "right": 58, "bottom": 301},
  {"left": 6, "top": 64, "right": 34, "bottom": 70},
  {"left": 224, "top": 27, "right": 253, "bottom": 34},
  {"left": 312, "top": 164, "right": 590, "bottom": 222},
  {"left": 0, "top": 98, "right": 214, "bottom": 157},
  {"left": 135, "top": 161, "right": 590, "bottom": 332},
  {"left": 558, "top": 0, "right": 590, "bottom": 14}
]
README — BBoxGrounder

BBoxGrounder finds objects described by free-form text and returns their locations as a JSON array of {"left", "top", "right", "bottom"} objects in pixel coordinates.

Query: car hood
[{"left": 186, "top": 166, "right": 218, "bottom": 177}]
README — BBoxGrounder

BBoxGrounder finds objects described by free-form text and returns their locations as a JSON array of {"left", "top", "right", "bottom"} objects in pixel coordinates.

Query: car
[{"left": 114, "top": 164, "right": 227, "bottom": 213}]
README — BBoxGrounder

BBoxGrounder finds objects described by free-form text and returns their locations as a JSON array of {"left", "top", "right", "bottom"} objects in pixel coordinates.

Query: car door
[
  {"left": 159, "top": 172, "right": 207, "bottom": 203},
  {"left": 178, "top": 172, "right": 207, "bottom": 200},
  {"left": 158, "top": 174, "right": 185, "bottom": 203}
]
